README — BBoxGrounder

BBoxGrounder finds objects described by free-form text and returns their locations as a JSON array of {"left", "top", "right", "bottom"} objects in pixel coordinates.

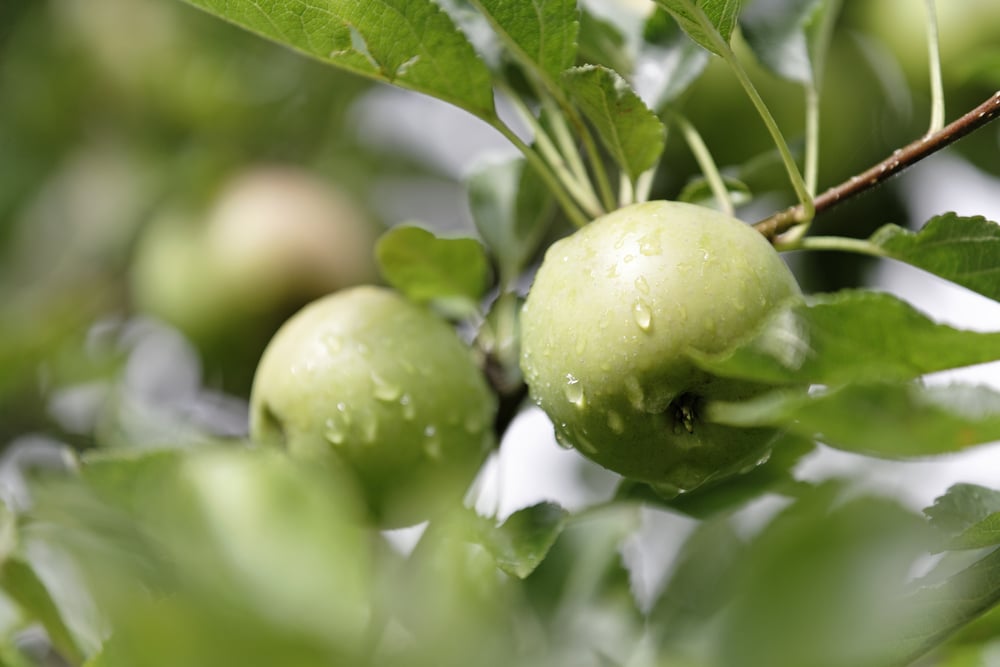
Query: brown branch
[{"left": 754, "top": 90, "right": 1000, "bottom": 240}]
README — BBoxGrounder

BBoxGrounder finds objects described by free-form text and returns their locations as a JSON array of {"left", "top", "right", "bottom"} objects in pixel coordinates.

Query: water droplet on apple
[
  {"left": 633, "top": 299, "right": 652, "bottom": 331},
  {"left": 399, "top": 393, "right": 416, "bottom": 420},
  {"left": 607, "top": 410, "right": 625, "bottom": 434},
  {"left": 423, "top": 425, "right": 442, "bottom": 459},
  {"left": 554, "top": 428, "right": 574, "bottom": 450},
  {"left": 574, "top": 432, "right": 598, "bottom": 455},
  {"left": 336, "top": 401, "right": 353, "bottom": 426},
  {"left": 322, "top": 333, "right": 342, "bottom": 353},
  {"left": 463, "top": 412, "right": 484, "bottom": 434},
  {"left": 563, "top": 373, "right": 586, "bottom": 408},
  {"left": 639, "top": 235, "right": 661, "bottom": 256},
  {"left": 323, "top": 417, "right": 346, "bottom": 445},
  {"left": 372, "top": 372, "right": 401, "bottom": 401},
  {"left": 624, "top": 376, "right": 645, "bottom": 410},
  {"left": 650, "top": 481, "right": 685, "bottom": 499},
  {"left": 634, "top": 275, "right": 650, "bottom": 294}
]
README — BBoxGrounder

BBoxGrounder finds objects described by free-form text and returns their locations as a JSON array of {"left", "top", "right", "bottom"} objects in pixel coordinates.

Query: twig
[{"left": 754, "top": 90, "right": 1000, "bottom": 241}]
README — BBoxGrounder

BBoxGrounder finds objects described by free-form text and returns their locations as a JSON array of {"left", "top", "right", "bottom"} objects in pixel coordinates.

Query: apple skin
[
  {"left": 249, "top": 286, "right": 497, "bottom": 528},
  {"left": 519, "top": 201, "right": 801, "bottom": 493}
]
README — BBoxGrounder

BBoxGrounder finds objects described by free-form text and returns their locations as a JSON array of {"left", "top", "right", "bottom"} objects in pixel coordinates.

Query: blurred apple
[{"left": 130, "top": 165, "right": 379, "bottom": 394}]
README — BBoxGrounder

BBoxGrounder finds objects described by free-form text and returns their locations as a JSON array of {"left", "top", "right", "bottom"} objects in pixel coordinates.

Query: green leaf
[
  {"left": 375, "top": 225, "right": 491, "bottom": 313},
  {"left": 468, "top": 0, "right": 578, "bottom": 82},
  {"left": 562, "top": 65, "right": 666, "bottom": 181},
  {"left": 926, "top": 484, "right": 1000, "bottom": 537},
  {"left": 642, "top": 8, "right": 710, "bottom": 107},
  {"left": 678, "top": 174, "right": 751, "bottom": 210},
  {"left": 740, "top": 0, "right": 824, "bottom": 84},
  {"left": 926, "top": 485, "right": 1000, "bottom": 552},
  {"left": 183, "top": 0, "right": 496, "bottom": 119},
  {"left": 710, "top": 382, "right": 1000, "bottom": 459},
  {"left": 719, "top": 486, "right": 930, "bottom": 667},
  {"left": 692, "top": 290, "right": 1000, "bottom": 386},
  {"left": 0, "top": 558, "right": 83, "bottom": 664},
  {"left": 467, "top": 158, "right": 553, "bottom": 287},
  {"left": 654, "top": 0, "right": 741, "bottom": 57},
  {"left": 617, "top": 433, "right": 815, "bottom": 519},
  {"left": 649, "top": 518, "right": 746, "bottom": 643},
  {"left": 479, "top": 502, "right": 568, "bottom": 579},
  {"left": 871, "top": 214, "right": 1000, "bottom": 302},
  {"left": 578, "top": 10, "right": 632, "bottom": 75},
  {"left": 893, "top": 547, "right": 1000, "bottom": 664}
]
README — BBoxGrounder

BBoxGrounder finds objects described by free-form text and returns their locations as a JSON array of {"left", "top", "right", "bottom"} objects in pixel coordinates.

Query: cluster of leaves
[{"left": 2, "top": 0, "right": 1000, "bottom": 666}]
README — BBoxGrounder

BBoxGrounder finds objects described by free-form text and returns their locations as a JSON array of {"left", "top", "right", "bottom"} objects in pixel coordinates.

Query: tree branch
[{"left": 754, "top": 90, "right": 1000, "bottom": 241}]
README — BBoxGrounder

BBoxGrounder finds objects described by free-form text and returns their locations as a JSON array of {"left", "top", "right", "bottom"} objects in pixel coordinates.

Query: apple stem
[
  {"left": 923, "top": 0, "right": 946, "bottom": 137},
  {"left": 755, "top": 90, "right": 1000, "bottom": 241},
  {"left": 669, "top": 110, "right": 734, "bottom": 216}
]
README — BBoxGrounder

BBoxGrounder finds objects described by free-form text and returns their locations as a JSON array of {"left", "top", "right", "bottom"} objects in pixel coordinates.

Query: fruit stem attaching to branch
[{"left": 755, "top": 90, "right": 1000, "bottom": 242}]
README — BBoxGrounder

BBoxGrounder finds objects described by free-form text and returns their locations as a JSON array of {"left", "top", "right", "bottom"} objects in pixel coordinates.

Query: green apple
[
  {"left": 519, "top": 201, "right": 801, "bottom": 493},
  {"left": 130, "top": 166, "right": 378, "bottom": 392},
  {"left": 249, "top": 286, "right": 497, "bottom": 527}
]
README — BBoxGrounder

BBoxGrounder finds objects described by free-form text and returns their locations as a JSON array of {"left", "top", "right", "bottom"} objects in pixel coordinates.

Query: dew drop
[
  {"left": 624, "top": 376, "right": 645, "bottom": 411},
  {"left": 336, "top": 402, "right": 353, "bottom": 426},
  {"left": 651, "top": 481, "right": 685, "bottom": 499},
  {"left": 399, "top": 394, "right": 416, "bottom": 420},
  {"left": 634, "top": 275, "right": 650, "bottom": 294},
  {"left": 623, "top": 253, "right": 635, "bottom": 264},
  {"left": 563, "top": 373, "right": 586, "bottom": 408},
  {"left": 423, "top": 425, "right": 442, "bottom": 459},
  {"left": 322, "top": 333, "right": 342, "bottom": 353},
  {"left": 613, "top": 234, "right": 626, "bottom": 250},
  {"left": 639, "top": 235, "right": 661, "bottom": 256},
  {"left": 372, "top": 372, "right": 401, "bottom": 401},
  {"left": 607, "top": 410, "right": 625, "bottom": 434},
  {"left": 633, "top": 299, "right": 652, "bottom": 331},
  {"left": 606, "top": 263, "right": 620, "bottom": 278},
  {"left": 574, "top": 433, "right": 598, "bottom": 455},
  {"left": 554, "top": 430, "right": 574, "bottom": 450},
  {"left": 323, "top": 417, "right": 346, "bottom": 445},
  {"left": 463, "top": 412, "right": 484, "bottom": 434}
]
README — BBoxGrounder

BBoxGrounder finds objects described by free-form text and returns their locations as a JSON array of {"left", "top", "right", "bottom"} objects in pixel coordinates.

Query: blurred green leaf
[
  {"left": 740, "top": 0, "right": 824, "bottom": 84},
  {"left": 718, "top": 485, "right": 929, "bottom": 667},
  {"left": 562, "top": 65, "right": 666, "bottom": 181},
  {"left": 650, "top": 518, "right": 746, "bottom": 643},
  {"left": 894, "top": 547, "right": 1000, "bottom": 665},
  {"left": 376, "top": 226, "right": 491, "bottom": 312},
  {"left": 467, "top": 158, "right": 553, "bottom": 287},
  {"left": 618, "top": 433, "right": 815, "bottom": 519},
  {"left": 578, "top": 10, "right": 631, "bottom": 74},
  {"left": 926, "top": 485, "right": 1000, "bottom": 552},
  {"left": 642, "top": 8, "right": 710, "bottom": 107},
  {"left": 183, "top": 0, "right": 496, "bottom": 119},
  {"left": 692, "top": 290, "right": 1000, "bottom": 386},
  {"left": 871, "top": 214, "right": 1000, "bottom": 302},
  {"left": 678, "top": 174, "right": 751, "bottom": 210},
  {"left": 654, "top": 0, "right": 741, "bottom": 57},
  {"left": 0, "top": 559, "right": 83, "bottom": 664},
  {"left": 710, "top": 382, "right": 1000, "bottom": 458},
  {"left": 927, "top": 484, "right": 1000, "bottom": 537},
  {"left": 468, "top": 0, "right": 578, "bottom": 81},
  {"left": 524, "top": 505, "right": 641, "bottom": 623},
  {"left": 479, "top": 502, "right": 568, "bottom": 579}
]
